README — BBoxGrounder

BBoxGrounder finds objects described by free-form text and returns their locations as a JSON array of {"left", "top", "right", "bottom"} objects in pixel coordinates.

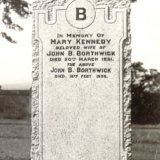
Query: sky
[
  {"left": 131, "top": 0, "right": 160, "bottom": 70},
  {"left": 0, "top": 2, "right": 32, "bottom": 89},
  {"left": 0, "top": 0, "right": 160, "bottom": 89}
]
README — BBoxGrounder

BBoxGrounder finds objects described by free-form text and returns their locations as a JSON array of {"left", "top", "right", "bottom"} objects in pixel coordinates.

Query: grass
[
  {"left": 132, "top": 124, "right": 160, "bottom": 160},
  {"left": 0, "top": 120, "right": 160, "bottom": 160},
  {"left": 0, "top": 120, "right": 31, "bottom": 160}
]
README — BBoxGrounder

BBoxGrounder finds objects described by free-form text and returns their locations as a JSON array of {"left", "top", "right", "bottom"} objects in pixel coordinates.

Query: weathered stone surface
[
  {"left": 32, "top": 0, "right": 131, "bottom": 160},
  {"left": 33, "top": 0, "right": 130, "bottom": 9}
]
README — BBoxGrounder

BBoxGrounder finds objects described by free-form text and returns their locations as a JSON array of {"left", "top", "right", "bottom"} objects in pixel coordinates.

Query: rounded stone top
[{"left": 32, "top": 0, "right": 130, "bottom": 10}]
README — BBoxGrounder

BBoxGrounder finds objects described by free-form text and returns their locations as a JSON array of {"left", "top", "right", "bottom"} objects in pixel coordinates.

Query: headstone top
[{"left": 33, "top": 0, "right": 130, "bottom": 10}]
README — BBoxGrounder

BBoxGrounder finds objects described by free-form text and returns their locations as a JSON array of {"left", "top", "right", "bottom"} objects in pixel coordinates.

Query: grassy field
[
  {"left": 0, "top": 120, "right": 160, "bottom": 160},
  {"left": 0, "top": 119, "right": 31, "bottom": 160},
  {"left": 132, "top": 125, "right": 160, "bottom": 160}
]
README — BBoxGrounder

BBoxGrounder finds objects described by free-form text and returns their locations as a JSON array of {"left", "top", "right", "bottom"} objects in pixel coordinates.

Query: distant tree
[
  {"left": 0, "top": 0, "right": 31, "bottom": 43},
  {"left": 131, "top": 62, "right": 160, "bottom": 124},
  {"left": 131, "top": 62, "right": 147, "bottom": 91},
  {"left": 131, "top": 62, "right": 160, "bottom": 93},
  {"left": 144, "top": 69, "right": 160, "bottom": 93},
  {"left": 131, "top": 0, "right": 137, "bottom": 2}
]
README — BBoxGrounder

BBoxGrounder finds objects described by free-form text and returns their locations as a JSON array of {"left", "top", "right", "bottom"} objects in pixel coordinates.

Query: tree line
[{"left": 131, "top": 62, "right": 160, "bottom": 124}]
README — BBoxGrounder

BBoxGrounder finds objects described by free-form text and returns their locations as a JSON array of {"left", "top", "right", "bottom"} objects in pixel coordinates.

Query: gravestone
[{"left": 32, "top": 0, "right": 131, "bottom": 160}]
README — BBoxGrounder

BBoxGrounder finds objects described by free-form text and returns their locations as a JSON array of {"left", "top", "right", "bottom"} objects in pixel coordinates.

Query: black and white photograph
[
  {"left": 0, "top": 0, "right": 32, "bottom": 159},
  {"left": 0, "top": 0, "right": 159, "bottom": 160},
  {"left": 131, "top": 0, "right": 160, "bottom": 159}
]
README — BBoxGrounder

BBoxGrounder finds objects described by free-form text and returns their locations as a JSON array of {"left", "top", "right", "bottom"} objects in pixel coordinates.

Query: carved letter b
[{"left": 76, "top": 8, "right": 86, "bottom": 20}]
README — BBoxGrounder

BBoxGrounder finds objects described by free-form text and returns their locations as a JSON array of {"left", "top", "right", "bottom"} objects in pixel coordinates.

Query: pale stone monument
[{"left": 32, "top": 0, "right": 131, "bottom": 160}]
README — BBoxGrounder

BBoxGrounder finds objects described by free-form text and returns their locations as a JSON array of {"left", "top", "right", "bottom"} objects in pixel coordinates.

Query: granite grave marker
[{"left": 32, "top": 0, "right": 131, "bottom": 159}]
